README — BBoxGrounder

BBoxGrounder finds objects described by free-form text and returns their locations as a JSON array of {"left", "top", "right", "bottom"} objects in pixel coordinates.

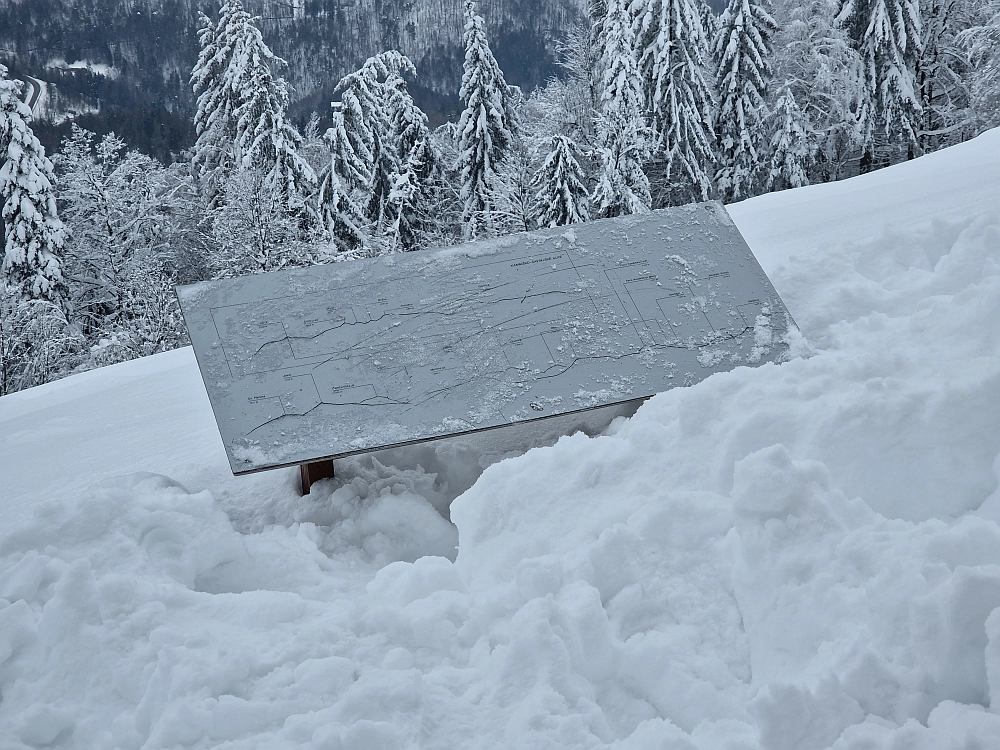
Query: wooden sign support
[{"left": 299, "top": 459, "right": 335, "bottom": 495}]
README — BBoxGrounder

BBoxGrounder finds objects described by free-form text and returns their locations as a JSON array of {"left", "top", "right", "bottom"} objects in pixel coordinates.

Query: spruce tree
[
  {"left": 191, "top": 4, "right": 240, "bottom": 193},
  {"left": 836, "top": 0, "right": 922, "bottom": 170},
  {"left": 225, "top": 16, "right": 316, "bottom": 210},
  {"left": 190, "top": 1, "right": 314, "bottom": 206},
  {"left": 318, "top": 52, "right": 426, "bottom": 253},
  {"left": 592, "top": 0, "right": 651, "bottom": 217},
  {"left": 956, "top": 1, "right": 1000, "bottom": 134},
  {"left": 318, "top": 103, "right": 371, "bottom": 253},
  {"left": 767, "top": 86, "right": 814, "bottom": 190},
  {"left": 0, "top": 66, "right": 66, "bottom": 304},
  {"left": 533, "top": 134, "right": 591, "bottom": 228},
  {"left": 634, "top": 0, "right": 717, "bottom": 204},
  {"left": 714, "top": 0, "right": 778, "bottom": 201},
  {"left": 916, "top": 0, "right": 970, "bottom": 153},
  {"left": 457, "top": 0, "right": 518, "bottom": 239}
]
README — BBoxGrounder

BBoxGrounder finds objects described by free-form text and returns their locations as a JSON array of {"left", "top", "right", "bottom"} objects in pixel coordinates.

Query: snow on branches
[
  {"left": 714, "top": 0, "right": 778, "bottom": 201},
  {"left": 836, "top": 0, "right": 923, "bottom": 169},
  {"left": 533, "top": 134, "right": 591, "bottom": 228},
  {"left": 319, "top": 51, "right": 437, "bottom": 255},
  {"left": 592, "top": 0, "right": 651, "bottom": 217},
  {"left": 457, "top": 0, "right": 519, "bottom": 239},
  {"left": 191, "top": 1, "right": 315, "bottom": 208},
  {"left": 634, "top": 0, "right": 717, "bottom": 205},
  {"left": 0, "top": 66, "right": 67, "bottom": 305}
]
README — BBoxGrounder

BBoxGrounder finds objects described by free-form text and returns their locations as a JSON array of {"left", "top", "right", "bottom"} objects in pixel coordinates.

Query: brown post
[{"left": 299, "top": 459, "right": 335, "bottom": 495}]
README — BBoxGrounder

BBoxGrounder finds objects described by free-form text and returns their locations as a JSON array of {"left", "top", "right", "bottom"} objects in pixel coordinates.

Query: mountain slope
[{"left": 1, "top": 0, "right": 584, "bottom": 156}]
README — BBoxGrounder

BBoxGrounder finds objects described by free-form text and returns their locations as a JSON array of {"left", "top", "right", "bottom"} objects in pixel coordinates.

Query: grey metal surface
[{"left": 177, "top": 202, "right": 795, "bottom": 474}]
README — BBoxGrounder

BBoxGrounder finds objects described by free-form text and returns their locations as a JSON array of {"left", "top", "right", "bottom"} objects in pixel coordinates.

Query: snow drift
[{"left": 2, "top": 128, "right": 1000, "bottom": 749}]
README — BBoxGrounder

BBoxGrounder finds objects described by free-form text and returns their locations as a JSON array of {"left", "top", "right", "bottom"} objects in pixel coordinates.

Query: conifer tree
[
  {"left": 634, "top": 0, "right": 717, "bottom": 204},
  {"left": 0, "top": 66, "right": 67, "bottom": 304},
  {"left": 916, "top": 0, "right": 971, "bottom": 153},
  {"left": 533, "top": 134, "right": 591, "bottom": 228},
  {"left": 190, "top": 1, "right": 315, "bottom": 206},
  {"left": 836, "top": 0, "right": 922, "bottom": 170},
  {"left": 767, "top": 86, "right": 814, "bottom": 190},
  {"left": 383, "top": 74, "right": 435, "bottom": 251},
  {"left": 317, "top": 52, "right": 425, "bottom": 253},
  {"left": 714, "top": 0, "right": 778, "bottom": 201},
  {"left": 592, "top": 0, "right": 651, "bottom": 217},
  {"left": 318, "top": 103, "right": 371, "bottom": 253},
  {"left": 191, "top": 4, "right": 240, "bottom": 192},
  {"left": 457, "top": 0, "right": 518, "bottom": 239}
]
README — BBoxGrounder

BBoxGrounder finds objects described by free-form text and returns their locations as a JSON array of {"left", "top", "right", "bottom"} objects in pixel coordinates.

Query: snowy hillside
[{"left": 1, "top": 128, "right": 1000, "bottom": 749}]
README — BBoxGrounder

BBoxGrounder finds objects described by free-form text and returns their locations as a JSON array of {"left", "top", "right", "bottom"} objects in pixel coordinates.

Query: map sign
[{"left": 177, "top": 202, "right": 796, "bottom": 474}]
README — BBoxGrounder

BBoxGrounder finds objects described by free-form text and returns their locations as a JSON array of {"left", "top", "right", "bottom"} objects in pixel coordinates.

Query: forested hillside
[{"left": 0, "top": 0, "right": 585, "bottom": 158}]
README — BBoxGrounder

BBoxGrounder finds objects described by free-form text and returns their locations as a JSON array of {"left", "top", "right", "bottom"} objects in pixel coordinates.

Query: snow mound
[{"left": 2, "top": 128, "right": 1000, "bottom": 748}]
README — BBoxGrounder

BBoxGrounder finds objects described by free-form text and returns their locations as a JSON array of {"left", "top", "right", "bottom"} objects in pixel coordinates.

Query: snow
[
  {"left": 45, "top": 60, "right": 120, "bottom": 79},
  {"left": 2, "top": 128, "right": 1000, "bottom": 748}
]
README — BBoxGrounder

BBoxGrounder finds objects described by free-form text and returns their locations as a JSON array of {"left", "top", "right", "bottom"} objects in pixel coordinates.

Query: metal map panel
[{"left": 177, "top": 202, "right": 795, "bottom": 474}]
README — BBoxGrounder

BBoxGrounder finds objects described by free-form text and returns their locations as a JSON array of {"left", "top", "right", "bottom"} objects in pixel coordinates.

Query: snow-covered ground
[{"left": 2, "top": 129, "right": 1000, "bottom": 749}]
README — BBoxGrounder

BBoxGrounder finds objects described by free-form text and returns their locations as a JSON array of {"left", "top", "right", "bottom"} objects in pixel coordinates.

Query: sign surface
[{"left": 177, "top": 202, "right": 795, "bottom": 474}]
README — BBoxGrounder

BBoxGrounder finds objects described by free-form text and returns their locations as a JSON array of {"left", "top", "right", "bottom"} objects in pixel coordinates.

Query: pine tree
[
  {"left": 191, "top": 4, "right": 240, "bottom": 193},
  {"left": 714, "top": 0, "right": 778, "bottom": 201},
  {"left": 0, "top": 66, "right": 67, "bottom": 304},
  {"left": 916, "top": 0, "right": 972, "bottom": 153},
  {"left": 457, "top": 0, "right": 518, "bottom": 239},
  {"left": 317, "top": 52, "right": 425, "bottom": 253},
  {"left": 592, "top": 0, "right": 651, "bottom": 217},
  {"left": 836, "top": 0, "right": 922, "bottom": 170},
  {"left": 318, "top": 103, "right": 371, "bottom": 253},
  {"left": 383, "top": 75, "right": 435, "bottom": 251},
  {"left": 190, "top": 1, "right": 315, "bottom": 206},
  {"left": 634, "top": 0, "right": 717, "bottom": 205},
  {"left": 767, "top": 86, "right": 814, "bottom": 190},
  {"left": 533, "top": 135, "right": 591, "bottom": 228}
]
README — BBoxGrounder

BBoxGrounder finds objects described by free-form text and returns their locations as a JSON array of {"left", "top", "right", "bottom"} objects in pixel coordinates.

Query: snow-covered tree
[
  {"left": 317, "top": 52, "right": 429, "bottom": 254},
  {"left": 555, "top": 23, "right": 602, "bottom": 149},
  {"left": 317, "top": 106, "right": 370, "bottom": 253},
  {"left": 191, "top": 5, "right": 240, "bottom": 195},
  {"left": 56, "top": 126, "right": 188, "bottom": 359},
  {"left": 634, "top": 0, "right": 717, "bottom": 205},
  {"left": 714, "top": 0, "right": 779, "bottom": 201},
  {"left": 592, "top": 0, "right": 651, "bottom": 217},
  {"left": 457, "top": 0, "right": 519, "bottom": 239},
  {"left": 770, "top": 0, "right": 864, "bottom": 182},
  {"left": 383, "top": 147, "right": 426, "bottom": 253},
  {"left": 0, "top": 66, "right": 67, "bottom": 304},
  {"left": 767, "top": 85, "right": 815, "bottom": 189},
  {"left": 0, "top": 282, "right": 82, "bottom": 395},
  {"left": 533, "top": 135, "right": 591, "bottom": 228},
  {"left": 191, "top": 1, "right": 315, "bottom": 207},
  {"left": 836, "top": 0, "right": 922, "bottom": 170},
  {"left": 916, "top": 0, "right": 973, "bottom": 152},
  {"left": 212, "top": 168, "right": 313, "bottom": 275},
  {"left": 957, "top": 0, "right": 1000, "bottom": 133}
]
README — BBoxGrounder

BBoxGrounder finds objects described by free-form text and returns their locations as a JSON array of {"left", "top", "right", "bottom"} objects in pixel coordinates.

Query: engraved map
[{"left": 177, "top": 202, "right": 796, "bottom": 474}]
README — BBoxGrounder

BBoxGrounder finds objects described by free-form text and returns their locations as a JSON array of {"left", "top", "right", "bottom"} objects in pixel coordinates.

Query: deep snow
[{"left": 1, "top": 128, "right": 1000, "bottom": 749}]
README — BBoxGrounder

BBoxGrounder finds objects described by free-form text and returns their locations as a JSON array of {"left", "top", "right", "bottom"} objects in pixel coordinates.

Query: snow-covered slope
[{"left": 2, "top": 129, "right": 1000, "bottom": 749}]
